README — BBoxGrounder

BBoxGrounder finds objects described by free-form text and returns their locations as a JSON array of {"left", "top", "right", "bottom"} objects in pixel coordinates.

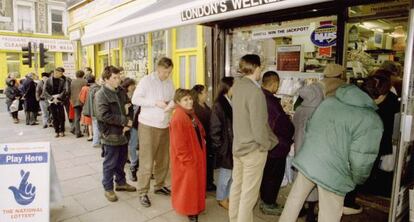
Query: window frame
[
  {"left": 14, "top": 0, "right": 36, "bottom": 33},
  {"left": 48, "top": 5, "right": 66, "bottom": 36}
]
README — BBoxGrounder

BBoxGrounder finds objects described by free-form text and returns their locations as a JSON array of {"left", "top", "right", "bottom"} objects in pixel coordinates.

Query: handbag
[{"left": 10, "top": 99, "right": 19, "bottom": 112}]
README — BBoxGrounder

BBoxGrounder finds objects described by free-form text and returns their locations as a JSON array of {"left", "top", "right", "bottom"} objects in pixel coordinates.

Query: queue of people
[{"left": 3, "top": 54, "right": 402, "bottom": 222}]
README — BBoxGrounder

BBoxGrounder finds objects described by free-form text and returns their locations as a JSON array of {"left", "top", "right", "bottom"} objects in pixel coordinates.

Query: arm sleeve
[
  {"left": 249, "top": 91, "right": 278, "bottom": 150},
  {"left": 171, "top": 117, "right": 193, "bottom": 164},
  {"left": 95, "top": 93, "right": 128, "bottom": 126},
  {"left": 349, "top": 123, "right": 383, "bottom": 185},
  {"left": 42, "top": 80, "right": 52, "bottom": 101},
  {"left": 131, "top": 77, "right": 156, "bottom": 107},
  {"left": 210, "top": 105, "right": 224, "bottom": 153}
]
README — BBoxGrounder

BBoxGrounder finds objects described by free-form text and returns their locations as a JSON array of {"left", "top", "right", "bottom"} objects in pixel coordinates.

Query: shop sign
[
  {"left": 0, "top": 142, "right": 50, "bottom": 222},
  {"left": 69, "top": 30, "right": 81, "bottom": 41},
  {"left": 0, "top": 36, "right": 74, "bottom": 52},
  {"left": 252, "top": 25, "right": 310, "bottom": 40},
  {"left": 181, "top": 0, "right": 286, "bottom": 21},
  {"left": 349, "top": 0, "right": 409, "bottom": 18},
  {"left": 310, "top": 24, "right": 337, "bottom": 47},
  {"left": 318, "top": 47, "right": 331, "bottom": 57},
  {"left": 36, "top": 0, "right": 48, "bottom": 34}
]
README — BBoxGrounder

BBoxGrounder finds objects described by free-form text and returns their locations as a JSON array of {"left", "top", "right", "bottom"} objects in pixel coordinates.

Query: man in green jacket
[{"left": 279, "top": 75, "right": 390, "bottom": 222}]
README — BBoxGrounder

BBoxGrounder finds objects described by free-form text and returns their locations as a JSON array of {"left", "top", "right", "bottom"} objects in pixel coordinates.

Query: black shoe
[
  {"left": 207, "top": 183, "right": 217, "bottom": 191},
  {"left": 129, "top": 169, "right": 137, "bottom": 182},
  {"left": 55, "top": 133, "right": 60, "bottom": 138},
  {"left": 139, "top": 195, "right": 151, "bottom": 207},
  {"left": 43, "top": 125, "right": 47, "bottom": 129},
  {"left": 70, "top": 129, "right": 75, "bottom": 135},
  {"left": 30, "top": 122, "right": 39, "bottom": 125},
  {"left": 60, "top": 132, "right": 65, "bottom": 137},
  {"left": 188, "top": 215, "right": 198, "bottom": 222},
  {"left": 76, "top": 134, "right": 84, "bottom": 138},
  {"left": 154, "top": 187, "right": 171, "bottom": 196}
]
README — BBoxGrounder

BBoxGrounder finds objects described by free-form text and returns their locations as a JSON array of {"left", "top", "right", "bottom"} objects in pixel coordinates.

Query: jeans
[
  {"left": 260, "top": 157, "right": 286, "bottom": 204},
  {"left": 216, "top": 168, "right": 232, "bottom": 201},
  {"left": 39, "top": 100, "right": 49, "bottom": 127},
  {"left": 92, "top": 118, "right": 100, "bottom": 146},
  {"left": 102, "top": 144, "right": 128, "bottom": 191},
  {"left": 128, "top": 127, "right": 139, "bottom": 170}
]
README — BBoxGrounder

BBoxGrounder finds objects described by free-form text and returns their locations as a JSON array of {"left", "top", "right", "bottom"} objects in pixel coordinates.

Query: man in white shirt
[{"left": 131, "top": 57, "right": 175, "bottom": 207}]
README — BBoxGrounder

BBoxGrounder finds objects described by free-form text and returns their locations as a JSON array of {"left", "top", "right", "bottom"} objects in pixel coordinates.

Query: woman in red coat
[{"left": 170, "top": 89, "right": 206, "bottom": 222}]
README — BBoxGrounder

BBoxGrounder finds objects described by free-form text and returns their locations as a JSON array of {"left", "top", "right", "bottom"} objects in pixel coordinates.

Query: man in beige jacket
[{"left": 229, "top": 54, "right": 278, "bottom": 222}]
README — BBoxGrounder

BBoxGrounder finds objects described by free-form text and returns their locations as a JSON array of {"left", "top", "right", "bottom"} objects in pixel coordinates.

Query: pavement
[{"left": 0, "top": 98, "right": 388, "bottom": 222}]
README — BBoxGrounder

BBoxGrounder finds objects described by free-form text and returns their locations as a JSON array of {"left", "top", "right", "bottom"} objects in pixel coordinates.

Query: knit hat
[{"left": 323, "top": 64, "right": 345, "bottom": 78}]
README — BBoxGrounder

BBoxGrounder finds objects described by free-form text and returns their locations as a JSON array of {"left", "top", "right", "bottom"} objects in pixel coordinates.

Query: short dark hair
[
  {"left": 380, "top": 61, "right": 401, "bottom": 76},
  {"left": 85, "top": 74, "right": 95, "bottom": 84},
  {"left": 215, "top": 77, "right": 234, "bottom": 102},
  {"left": 157, "top": 57, "right": 173, "bottom": 68},
  {"left": 239, "top": 54, "right": 261, "bottom": 75},
  {"left": 84, "top": 67, "right": 92, "bottom": 72},
  {"left": 262, "top": 71, "right": 280, "bottom": 87},
  {"left": 174, "top": 88, "right": 192, "bottom": 103},
  {"left": 101, "top": 65, "right": 121, "bottom": 80},
  {"left": 121, "top": 77, "right": 136, "bottom": 91},
  {"left": 76, "top": 70, "right": 85, "bottom": 78},
  {"left": 55, "top": 67, "right": 65, "bottom": 72},
  {"left": 360, "top": 74, "right": 391, "bottom": 100},
  {"left": 41, "top": 72, "right": 50, "bottom": 78},
  {"left": 190, "top": 85, "right": 206, "bottom": 104}
]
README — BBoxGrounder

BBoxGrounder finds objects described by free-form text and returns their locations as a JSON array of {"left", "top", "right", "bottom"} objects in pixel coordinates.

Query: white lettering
[
  {"left": 242, "top": 0, "right": 251, "bottom": 8},
  {"left": 232, "top": 0, "right": 243, "bottom": 9},
  {"left": 220, "top": 0, "right": 227, "bottom": 11},
  {"left": 5, "top": 155, "right": 22, "bottom": 163},
  {"left": 25, "top": 154, "right": 43, "bottom": 162}
]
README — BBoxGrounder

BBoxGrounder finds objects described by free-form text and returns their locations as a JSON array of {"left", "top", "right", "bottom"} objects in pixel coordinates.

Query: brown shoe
[
  {"left": 218, "top": 199, "right": 229, "bottom": 210},
  {"left": 115, "top": 183, "right": 136, "bottom": 192},
  {"left": 104, "top": 191, "right": 118, "bottom": 202}
]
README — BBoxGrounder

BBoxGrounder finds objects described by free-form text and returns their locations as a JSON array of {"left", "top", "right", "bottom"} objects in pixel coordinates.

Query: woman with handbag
[
  {"left": 5, "top": 78, "right": 21, "bottom": 123},
  {"left": 170, "top": 89, "right": 206, "bottom": 222}
]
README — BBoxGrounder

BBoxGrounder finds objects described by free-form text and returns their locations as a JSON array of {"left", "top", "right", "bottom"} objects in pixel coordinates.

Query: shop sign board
[
  {"left": 252, "top": 25, "right": 310, "bottom": 40},
  {"left": 310, "top": 24, "right": 337, "bottom": 47},
  {"left": 0, "top": 142, "right": 50, "bottom": 222},
  {"left": 276, "top": 45, "right": 302, "bottom": 72},
  {"left": 0, "top": 35, "right": 74, "bottom": 52},
  {"left": 181, "top": 0, "right": 288, "bottom": 21}
]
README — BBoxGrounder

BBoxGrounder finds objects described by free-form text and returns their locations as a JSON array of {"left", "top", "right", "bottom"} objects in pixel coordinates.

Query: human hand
[{"left": 155, "top": 101, "right": 167, "bottom": 109}]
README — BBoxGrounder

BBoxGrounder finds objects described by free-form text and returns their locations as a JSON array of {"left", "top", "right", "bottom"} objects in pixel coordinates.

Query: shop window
[
  {"left": 6, "top": 53, "right": 20, "bottom": 78},
  {"left": 179, "top": 56, "right": 186, "bottom": 88},
  {"left": 176, "top": 25, "right": 197, "bottom": 49},
  {"left": 189, "top": 55, "right": 197, "bottom": 87},
  {"left": 151, "top": 31, "right": 166, "bottom": 72},
  {"left": 51, "top": 10, "right": 63, "bottom": 35},
  {"left": 17, "top": 4, "right": 33, "bottom": 32},
  {"left": 123, "top": 34, "right": 148, "bottom": 80}
]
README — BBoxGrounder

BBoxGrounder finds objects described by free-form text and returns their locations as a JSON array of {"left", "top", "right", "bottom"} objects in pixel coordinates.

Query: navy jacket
[{"left": 262, "top": 88, "right": 294, "bottom": 158}]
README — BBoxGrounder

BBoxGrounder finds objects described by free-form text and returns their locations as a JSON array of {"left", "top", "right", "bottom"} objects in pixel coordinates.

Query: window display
[
  {"left": 151, "top": 30, "right": 166, "bottom": 72},
  {"left": 123, "top": 34, "right": 148, "bottom": 81}
]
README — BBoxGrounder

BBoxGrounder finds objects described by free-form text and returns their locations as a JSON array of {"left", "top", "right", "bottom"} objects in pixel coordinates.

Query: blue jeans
[
  {"left": 39, "top": 100, "right": 50, "bottom": 126},
  {"left": 92, "top": 118, "right": 100, "bottom": 146},
  {"left": 216, "top": 168, "right": 232, "bottom": 201},
  {"left": 128, "top": 127, "right": 139, "bottom": 170},
  {"left": 102, "top": 144, "right": 128, "bottom": 191}
]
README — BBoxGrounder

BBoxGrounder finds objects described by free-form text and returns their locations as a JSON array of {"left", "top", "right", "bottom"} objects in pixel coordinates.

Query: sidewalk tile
[{"left": 78, "top": 201, "right": 148, "bottom": 222}]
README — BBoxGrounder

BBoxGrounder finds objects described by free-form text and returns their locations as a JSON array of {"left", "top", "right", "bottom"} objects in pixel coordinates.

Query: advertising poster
[
  {"left": 0, "top": 142, "right": 50, "bottom": 222},
  {"left": 276, "top": 45, "right": 302, "bottom": 72}
]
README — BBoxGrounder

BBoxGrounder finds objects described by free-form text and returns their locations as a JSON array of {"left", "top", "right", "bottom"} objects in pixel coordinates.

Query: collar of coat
[{"left": 217, "top": 95, "right": 233, "bottom": 121}]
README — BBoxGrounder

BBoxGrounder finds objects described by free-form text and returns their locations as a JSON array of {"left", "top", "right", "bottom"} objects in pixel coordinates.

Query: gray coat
[
  {"left": 292, "top": 83, "right": 324, "bottom": 153},
  {"left": 70, "top": 78, "right": 87, "bottom": 107},
  {"left": 232, "top": 77, "right": 278, "bottom": 157}
]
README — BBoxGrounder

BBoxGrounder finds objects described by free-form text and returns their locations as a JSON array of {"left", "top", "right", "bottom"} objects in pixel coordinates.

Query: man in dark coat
[
  {"left": 21, "top": 73, "right": 39, "bottom": 125},
  {"left": 259, "top": 71, "right": 294, "bottom": 215},
  {"left": 44, "top": 67, "right": 68, "bottom": 137}
]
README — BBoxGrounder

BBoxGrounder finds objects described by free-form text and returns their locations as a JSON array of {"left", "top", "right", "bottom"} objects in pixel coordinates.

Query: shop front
[
  {"left": 203, "top": 0, "right": 413, "bottom": 221},
  {"left": 0, "top": 34, "right": 75, "bottom": 91}
]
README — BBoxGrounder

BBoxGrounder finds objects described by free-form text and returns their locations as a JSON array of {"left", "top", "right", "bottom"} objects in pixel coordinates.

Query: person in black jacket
[
  {"left": 191, "top": 84, "right": 216, "bottom": 192},
  {"left": 210, "top": 77, "right": 234, "bottom": 209},
  {"left": 259, "top": 71, "right": 295, "bottom": 215},
  {"left": 95, "top": 66, "right": 136, "bottom": 202},
  {"left": 5, "top": 78, "right": 21, "bottom": 123},
  {"left": 21, "top": 73, "right": 39, "bottom": 125},
  {"left": 43, "top": 67, "right": 68, "bottom": 137}
]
